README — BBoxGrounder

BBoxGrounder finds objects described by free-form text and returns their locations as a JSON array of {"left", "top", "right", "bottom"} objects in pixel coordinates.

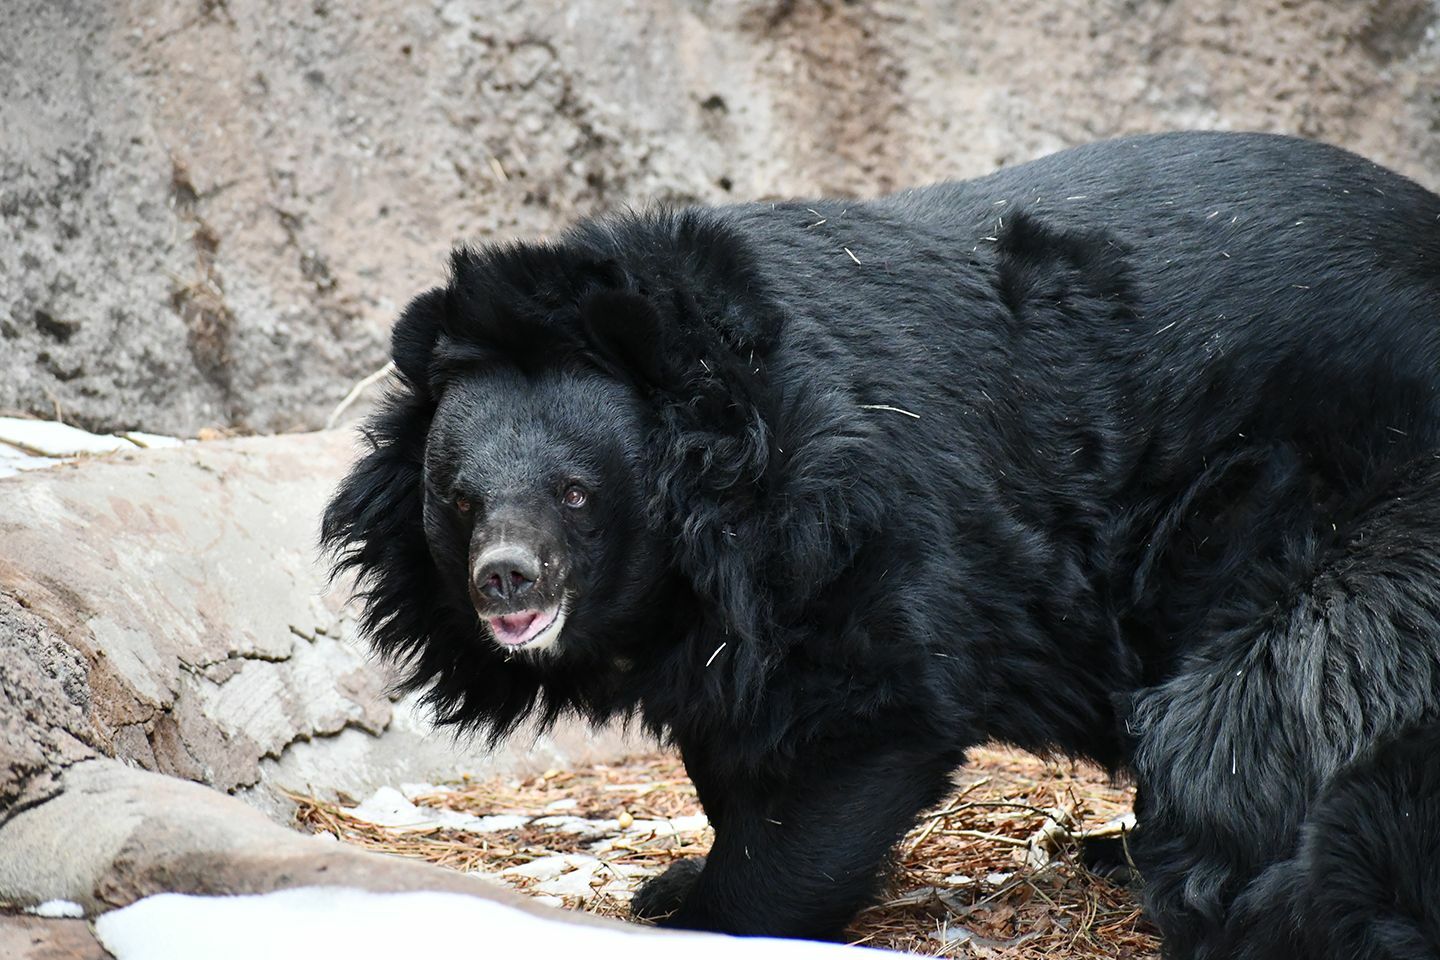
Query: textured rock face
[
  {"left": 0, "top": 759, "right": 626, "bottom": 956},
  {"left": 0, "top": 430, "right": 647, "bottom": 823},
  {"left": 0, "top": 428, "right": 654, "bottom": 945},
  {"left": 0, "top": 761, "right": 559, "bottom": 914},
  {"left": 0, "top": 432, "right": 385, "bottom": 801},
  {"left": 0, "top": 597, "right": 97, "bottom": 817},
  {"left": 0, "top": 914, "right": 111, "bottom": 960},
  {"left": 3, "top": 0, "right": 1438, "bottom": 435}
]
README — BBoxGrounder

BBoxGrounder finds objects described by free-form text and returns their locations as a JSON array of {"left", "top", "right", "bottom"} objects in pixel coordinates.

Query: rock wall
[
  {"left": 1, "top": 5, "right": 1437, "bottom": 947},
  {"left": 3, "top": 0, "right": 1437, "bottom": 435}
]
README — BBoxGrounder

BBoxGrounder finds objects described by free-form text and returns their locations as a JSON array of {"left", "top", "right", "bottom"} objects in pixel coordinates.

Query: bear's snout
[{"left": 472, "top": 544, "right": 541, "bottom": 604}]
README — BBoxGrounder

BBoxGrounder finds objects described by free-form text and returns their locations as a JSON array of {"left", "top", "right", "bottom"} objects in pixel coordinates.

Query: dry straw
[{"left": 292, "top": 747, "right": 1159, "bottom": 957}]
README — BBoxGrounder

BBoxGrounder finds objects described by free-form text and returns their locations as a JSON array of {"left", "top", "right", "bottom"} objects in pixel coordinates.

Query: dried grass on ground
[{"left": 292, "top": 747, "right": 1158, "bottom": 958}]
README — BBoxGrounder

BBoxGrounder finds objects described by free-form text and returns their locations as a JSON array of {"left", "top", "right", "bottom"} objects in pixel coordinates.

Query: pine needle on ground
[{"left": 291, "top": 746, "right": 1159, "bottom": 957}]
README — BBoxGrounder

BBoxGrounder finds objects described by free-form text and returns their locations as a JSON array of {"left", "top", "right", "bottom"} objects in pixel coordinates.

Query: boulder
[
  {"left": 0, "top": 428, "right": 645, "bottom": 820},
  {"left": 0, "top": 426, "right": 654, "bottom": 952}
]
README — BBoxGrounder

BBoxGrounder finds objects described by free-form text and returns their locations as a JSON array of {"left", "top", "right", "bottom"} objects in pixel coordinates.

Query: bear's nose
[{"left": 473, "top": 545, "right": 540, "bottom": 603}]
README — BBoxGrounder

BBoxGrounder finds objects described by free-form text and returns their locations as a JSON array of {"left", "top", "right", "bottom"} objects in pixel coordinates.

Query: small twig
[
  {"left": 947, "top": 829, "right": 1030, "bottom": 847},
  {"left": 326, "top": 361, "right": 395, "bottom": 429},
  {"left": 956, "top": 799, "right": 1060, "bottom": 818},
  {"left": 905, "top": 814, "right": 943, "bottom": 857},
  {"left": 918, "top": 778, "right": 991, "bottom": 820},
  {"left": 43, "top": 387, "right": 66, "bottom": 424}
]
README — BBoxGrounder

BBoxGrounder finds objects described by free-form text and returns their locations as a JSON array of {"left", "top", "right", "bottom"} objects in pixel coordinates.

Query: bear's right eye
[
  {"left": 454, "top": 495, "right": 473, "bottom": 515},
  {"left": 561, "top": 483, "right": 589, "bottom": 509}
]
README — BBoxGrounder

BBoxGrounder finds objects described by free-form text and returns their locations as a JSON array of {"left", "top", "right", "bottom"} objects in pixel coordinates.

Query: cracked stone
[{"left": 0, "top": 432, "right": 380, "bottom": 798}]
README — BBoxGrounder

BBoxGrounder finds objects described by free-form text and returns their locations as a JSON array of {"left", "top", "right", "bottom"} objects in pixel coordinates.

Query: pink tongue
[{"left": 488, "top": 611, "right": 543, "bottom": 646}]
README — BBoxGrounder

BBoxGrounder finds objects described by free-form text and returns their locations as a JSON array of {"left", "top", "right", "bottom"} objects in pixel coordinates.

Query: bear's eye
[
  {"left": 454, "top": 495, "right": 473, "bottom": 515},
  {"left": 561, "top": 484, "right": 588, "bottom": 509}
]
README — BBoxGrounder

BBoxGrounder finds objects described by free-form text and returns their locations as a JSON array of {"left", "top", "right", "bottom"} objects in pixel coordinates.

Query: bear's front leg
[{"left": 632, "top": 739, "right": 959, "bottom": 940}]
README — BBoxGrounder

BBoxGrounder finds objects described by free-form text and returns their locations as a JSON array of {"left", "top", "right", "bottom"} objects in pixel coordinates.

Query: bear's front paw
[
  {"left": 632, "top": 856, "right": 706, "bottom": 923},
  {"left": 1080, "top": 834, "right": 1140, "bottom": 885}
]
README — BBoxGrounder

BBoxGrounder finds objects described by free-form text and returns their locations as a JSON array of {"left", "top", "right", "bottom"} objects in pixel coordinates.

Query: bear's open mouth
[{"left": 485, "top": 604, "right": 563, "bottom": 650}]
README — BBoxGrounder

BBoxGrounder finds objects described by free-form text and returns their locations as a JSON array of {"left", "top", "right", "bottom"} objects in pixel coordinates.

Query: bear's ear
[
  {"left": 993, "top": 212, "right": 1134, "bottom": 322},
  {"left": 390, "top": 286, "right": 450, "bottom": 398},
  {"left": 579, "top": 289, "right": 678, "bottom": 390}
]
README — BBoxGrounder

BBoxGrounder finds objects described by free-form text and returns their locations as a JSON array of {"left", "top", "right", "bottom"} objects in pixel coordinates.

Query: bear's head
[
  {"left": 321, "top": 210, "right": 849, "bottom": 740},
  {"left": 414, "top": 337, "right": 663, "bottom": 658}
]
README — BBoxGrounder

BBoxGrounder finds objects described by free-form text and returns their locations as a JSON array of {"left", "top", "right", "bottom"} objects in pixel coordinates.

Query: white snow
[
  {"left": 0, "top": 418, "right": 187, "bottom": 478},
  {"left": 344, "top": 785, "right": 709, "bottom": 843},
  {"left": 346, "top": 786, "right": 529, "bottom": 832},
  {"left": 0, "top": 417, "right": 137, "bottom": 456},
  {"left": 501, "top": 854, "right": 579, "bottom": 882},
  {"left": 328, "top": 788, "right": 717, "bottom": 909},
  {"left": 537, "top": 812, "right": 709, "bottom": 840},
  {"left": 93, "top": 887, "right": 882, "bottom": 959},
  {"left": 397, "top": 781, "right": 452, "bottom": 799},
  {"left": 500, "top": 853, "right": 651, "bottom": 900},
  {"left": 0, "top": 441, "right": 57, "bottom": 479},
  {"left": 25, "top": 899, "right": 86, "bottom": 918}
]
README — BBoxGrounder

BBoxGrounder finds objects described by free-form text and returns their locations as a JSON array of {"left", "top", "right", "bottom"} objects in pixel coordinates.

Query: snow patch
[
  {"left": 500, "top": 853, "right": 651, "bottom": 900},
  {"left": 0, "top": 417, "right": 137, "bottom": 456},
  {"left": 347, "top": 786, "right": 529, "bottom": 832},
  {"left": 398, "top": 781, "right": 453, "bottom": 799},
  {"left": 25, "top": 899, "right": 86, "bottom": 918},
  {"left": 0, "top": 418, "right": 188, "bottom": 478},
  {"left": 537, "top": 812, "right": 709, "bottom": 840},
  {"left": 93, "top": 887, "right": 873, "bottom": 959},
  {"left": 344, "top": 786, "right": 708, "bottom": 842},
  {"left": 0, "top": 442, "right": 58, "bottom": 479}
]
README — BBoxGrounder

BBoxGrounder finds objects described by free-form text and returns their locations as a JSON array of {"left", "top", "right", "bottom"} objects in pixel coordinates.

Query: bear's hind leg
[
  {"left": 1292, "top": 724, "right": 1440, "bottom": 959},
  {"left": 1127, "top": 457, "right": 1440, "bottom": 958}
]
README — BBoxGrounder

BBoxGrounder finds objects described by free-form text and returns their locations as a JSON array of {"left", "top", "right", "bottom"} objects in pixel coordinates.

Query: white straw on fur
[{"left": 859, "top": 404, "right": 921, "bottom": 420}]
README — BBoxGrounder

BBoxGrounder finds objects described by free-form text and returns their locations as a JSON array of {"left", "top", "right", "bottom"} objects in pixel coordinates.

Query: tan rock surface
[
  {"left": 0, "top": 760, "right": 629, "bottom": 944},
  {"left": 3, "top": 0, "right": 1436, "bottom": 434},
  {"left": 0, "top": 915, "right": 111, "bottom": 960},
  {"left": 0, "top": 428, "right": 655, "bottom": 945},
  {"left": 0, "top": 431, "right": 382, "bottom": 799},
  {"left": 0, "top": 430, "right": 647, "bottom": 821}
]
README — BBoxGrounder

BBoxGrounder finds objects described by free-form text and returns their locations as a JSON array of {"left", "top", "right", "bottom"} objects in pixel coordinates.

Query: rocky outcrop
[
  {"left": 0, "top": 426, "right": 653, "bottom": 949},
  {"left": 0, "top": 915, "right": 111, "bottom": 960},
  {"left": 3, "top": 0, "right": 1437, "bottom": 435},
  {"left": 0, "top": 760, "right": 577, "bottom": 916},
  {"left": 1, "top": 432, "right": 381, "bottom": 796},
  {"left": 0, "top": 760, "right": 616, "bottom": 958},
  {"left": 0, "top": 595, "right": 97, "bottom": 820},
  {"left": 0, "top": 428, "right": 644, "bottom": 824}
]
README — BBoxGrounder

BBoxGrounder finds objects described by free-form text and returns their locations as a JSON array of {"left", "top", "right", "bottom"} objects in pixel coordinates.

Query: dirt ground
[{"left": 294, "top": 746, "right": 1157, "bottom": 958}]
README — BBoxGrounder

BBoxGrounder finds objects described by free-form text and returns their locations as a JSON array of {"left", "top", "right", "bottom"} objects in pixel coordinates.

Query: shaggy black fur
[{"left": 323, "top": 131, "right": 1440, "bottom": 957}]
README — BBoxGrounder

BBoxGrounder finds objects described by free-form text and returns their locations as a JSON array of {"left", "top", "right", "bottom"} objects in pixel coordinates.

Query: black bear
[{"left": 323, "top": 131, "right": 1440, "bottom": 958}]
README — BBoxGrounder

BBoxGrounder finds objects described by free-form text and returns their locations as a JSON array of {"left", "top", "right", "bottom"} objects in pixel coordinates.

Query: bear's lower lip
[{"left": 485, "top": 606, "right": 560, "bottom": 647}]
